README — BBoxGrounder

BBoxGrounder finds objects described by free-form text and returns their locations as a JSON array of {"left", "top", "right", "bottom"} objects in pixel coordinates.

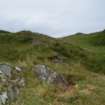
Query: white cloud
[{"left": 0, "top": 0, "right": 105, "bottom": 37}]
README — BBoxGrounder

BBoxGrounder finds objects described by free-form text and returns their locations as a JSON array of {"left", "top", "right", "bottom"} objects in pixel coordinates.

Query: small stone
[
  {"left": 18, "top": 78, "right": 25, "bottom": 87},
  {"left": 15, "top": 66, "right": 22, "bottom": 72}
]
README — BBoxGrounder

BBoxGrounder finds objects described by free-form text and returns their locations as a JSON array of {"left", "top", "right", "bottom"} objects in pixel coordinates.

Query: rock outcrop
[
  {"left": 0, "top": 63, "right": 73, "bottom": 104},
  {"left": 0, "top": 64, "right": 25, "bottom": 105},
  {"left": 0, "top": 92, "right": 8, "bottom": 105},
  {"left": 33, "top": 65, "right": 69, "bottom": 88},
  {"left": 0, "top": 64, "right": 12, "bottom": 79}
]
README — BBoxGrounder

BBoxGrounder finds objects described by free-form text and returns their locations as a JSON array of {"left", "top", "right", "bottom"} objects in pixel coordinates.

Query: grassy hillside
[
  {"left": 0, "top": 31, "right": 93, "bottom": 68},
  {"left": 62, "top": 30, "right": 105, "bottom": 73},
  {"left": 0, "top": 30, "right": 105, "bottom": 105}
]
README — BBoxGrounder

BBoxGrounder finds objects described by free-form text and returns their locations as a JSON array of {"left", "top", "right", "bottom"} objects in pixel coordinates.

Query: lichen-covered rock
[
  {"left": 0, "top": 72, "right": 6, "bottom": 82},
  {"left": 0, "top": 92, "right": 8, "bottom": 105},
  {"left": 0, "top": 63, "right": 25, "bottom": 104},
  {"left": 0, "top": 64, "right": 12, "bottom": 78},
  {"left": 7, "top": 85, "right": 20, "bottom": 102},
  {"left": 33, "top": 65, "right": 69, "bottom": 88},
  {"left": 35, "top": 65, "right": 51, "bottom": 81},
  {"left": 18, "top": 78, "right": 25, "bottom": 87}
]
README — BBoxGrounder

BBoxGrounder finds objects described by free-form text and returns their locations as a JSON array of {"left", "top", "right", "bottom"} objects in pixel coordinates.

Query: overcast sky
[{"left": 0, "top": 0, "right": 105, "bottom": 37}]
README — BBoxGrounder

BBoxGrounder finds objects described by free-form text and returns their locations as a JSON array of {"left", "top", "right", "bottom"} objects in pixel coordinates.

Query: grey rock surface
[
  {"left": 7, "top": 85, "right": 19, "bottom": 102},
  {"left": 0, "top": 64, "right": 25, "bottom": 105},
  {"left": 0, "top": 92, "right": 8, "bottom": 105},
  {"left": 34, "top": 65, "right": 69, "bottom": 88},
  {"left": 0, "top": 64, "right": 12, "bottom": 78},
  {"left": 18, "top": 78, "right": 25, "bottom": 87}
]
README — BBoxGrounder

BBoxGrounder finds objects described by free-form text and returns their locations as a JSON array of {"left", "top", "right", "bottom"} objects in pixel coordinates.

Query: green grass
[
  {"left": 61, "top": 30, "right": 105, "bottom": 73},
  {"left": 11, "top": 63, "right": 105, "bottom": 105},
  {"left": 0, "top": 30, "right": 105, "bottom": 105}
]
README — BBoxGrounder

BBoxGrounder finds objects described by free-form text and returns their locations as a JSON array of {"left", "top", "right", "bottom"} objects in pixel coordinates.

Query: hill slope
[
  {"left": 0, "top": 30, "right": 105, "bottom": 105},
  {"left": 61, "top": 30, "right": 105, "bottom": 73}
]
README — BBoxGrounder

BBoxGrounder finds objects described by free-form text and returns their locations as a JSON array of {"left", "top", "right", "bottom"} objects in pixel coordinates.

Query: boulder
[
  {"left": 7, "top": 85, "right": 20, "bottom": 102},
  {"left": 0, "top": 63, "right": 25, "bottom": 104},
  {"left": 0, "top": 92, "right": 8, "bottom": 105},
  {"left": 33, "top": 65, "right": 69, "bottom": 88},
  {"left": 0, "top": 72, "right": 6, "bottom": 82},
  {"left": 0, "top": 64, "right": 12, "bottom": 78}
]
